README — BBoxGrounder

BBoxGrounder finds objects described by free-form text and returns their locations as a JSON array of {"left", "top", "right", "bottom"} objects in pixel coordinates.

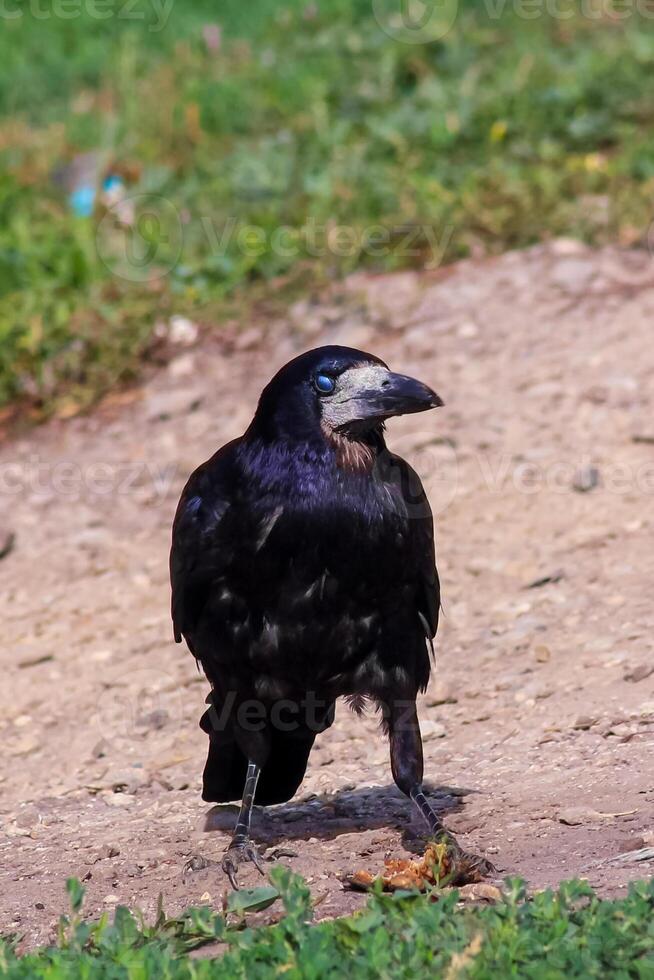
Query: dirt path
[{"left": 2, "top": 241, "right": 654, "bottom": 946}]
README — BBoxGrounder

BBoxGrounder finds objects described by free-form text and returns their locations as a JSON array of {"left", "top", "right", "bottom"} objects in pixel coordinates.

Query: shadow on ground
[{"left": 203, "top": 783, "right": 471, "bottom": 853}]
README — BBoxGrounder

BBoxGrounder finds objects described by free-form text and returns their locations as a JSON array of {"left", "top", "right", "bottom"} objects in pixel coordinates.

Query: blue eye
[{"left": 314, "top": 373, "right": 336, "bottom": 394}]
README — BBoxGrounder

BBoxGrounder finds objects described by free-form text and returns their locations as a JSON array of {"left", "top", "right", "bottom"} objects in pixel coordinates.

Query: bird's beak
[
  {"left": 366, "top": 371, "right": 444, "bottom": 420},
  {"left": 322, "top": 364, "right": 443, "bottom": 431}
]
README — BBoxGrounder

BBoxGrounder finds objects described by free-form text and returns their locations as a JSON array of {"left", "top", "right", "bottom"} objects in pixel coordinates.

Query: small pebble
[{"left": 572, "top": 466, "right": 600, "bottom": 493}]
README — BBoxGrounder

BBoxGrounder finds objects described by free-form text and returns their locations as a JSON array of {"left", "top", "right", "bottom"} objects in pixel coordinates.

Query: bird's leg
[
  {"left": 386, "top": 698, "right": 448, "bottom": 839},
  {"left": 409, "top": 783, "right": 446, "bottom": 837},
  {"left": 221, "top": 761, "right": 265, "bottom": 889},
  {"left": 386, "top": 697, "right": 494, "bottom": 880}
]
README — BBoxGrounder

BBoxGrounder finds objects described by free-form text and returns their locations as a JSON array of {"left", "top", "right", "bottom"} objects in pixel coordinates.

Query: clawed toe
[
  {"left": 447, "top": 843, "right": 495, "bottom": 883},
  {"left": 470, "top": 854, "right": 496, "bottom": 878},
  {"left": 183, "top": 854, "right": 218, "bottom": 874},
  {"left": 264, "top": 846, "right": 298, "bottom": 861},
  {"left": 424, "top": 831, "right": 495, "bottom": 884},
  {"left": 222, "top": 841, "right": 265, "bottom": 889}
]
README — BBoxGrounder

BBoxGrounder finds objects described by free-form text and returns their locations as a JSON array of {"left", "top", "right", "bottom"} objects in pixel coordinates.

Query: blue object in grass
[
  {"left": 69, "top": 184, "right": 96, "bottom": 217},
  {"left": 103, "top": 174, "right": 124, "bottom": 194}
]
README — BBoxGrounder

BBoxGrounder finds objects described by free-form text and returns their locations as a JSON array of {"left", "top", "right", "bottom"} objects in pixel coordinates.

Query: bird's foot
[
  {"left": 438, "top": 835, "right": 495, "bottom": 883},
  {"left": 264, "top": 846, "right": 298, "bottom": 861},
  {"left": 450, "top": 846, "right": 495, "bottom": 882},
  {"left": 183, "top": 854, "right": 219, "bottom": 874},
  {"left": 222, "top": 839, "right": 265, "bottom": 890}
]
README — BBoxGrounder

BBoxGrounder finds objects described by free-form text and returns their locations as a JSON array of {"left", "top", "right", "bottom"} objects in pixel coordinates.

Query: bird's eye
[{"left": 314, "top": 373, "right": 336, "bottom": 395}]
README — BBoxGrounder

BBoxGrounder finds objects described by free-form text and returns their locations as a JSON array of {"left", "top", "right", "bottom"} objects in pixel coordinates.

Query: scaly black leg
[
  {"left": 222, "top": 761, "right": 265, "bottom": 889},
  {"left": 386, "top": 697, "right": 494, "bottom": 879},
  {"left": 410, "top": 784, "right": 445, "bottom": 836}
]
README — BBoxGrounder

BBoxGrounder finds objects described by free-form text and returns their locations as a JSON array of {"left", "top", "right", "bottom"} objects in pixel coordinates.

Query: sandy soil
[{"left": 1, "top": 241, "right": 653, "bottom": 947}]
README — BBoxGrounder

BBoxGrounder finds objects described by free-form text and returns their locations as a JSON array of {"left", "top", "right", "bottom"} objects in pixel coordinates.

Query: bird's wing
[
  {"left": 169, "top": 442, "right": 236, "bottom": 647},
  {"left": 413, "top": 505, "right": 440, "bottom": 642},
  {"left": 389, "top": 452, "right": 440, "bottom": 641}
]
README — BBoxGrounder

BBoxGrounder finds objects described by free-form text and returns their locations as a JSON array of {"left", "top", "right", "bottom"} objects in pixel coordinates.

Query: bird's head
[{"left": 249, "top": 346, "right": 442, "bottom": 446}]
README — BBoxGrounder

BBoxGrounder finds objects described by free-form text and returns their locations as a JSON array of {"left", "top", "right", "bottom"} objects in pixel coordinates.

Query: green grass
[
  {"left": 3, "top": 2, "right": 654, "bottom": 416},
  {"left": 2, "top": 871, "right": 653, "bottom": 978}
]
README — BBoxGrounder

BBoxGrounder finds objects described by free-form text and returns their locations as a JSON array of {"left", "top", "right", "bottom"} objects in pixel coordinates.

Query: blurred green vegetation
[
  {"left": 2, "top": 872, "right": 654, "bottom": 977},
  {"left": 2, "top": 1, "right": 654, "bottom": 417}
]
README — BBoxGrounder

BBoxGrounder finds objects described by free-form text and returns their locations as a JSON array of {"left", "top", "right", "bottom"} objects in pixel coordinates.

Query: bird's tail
[{"left": 199, "top": 699, "right": 334, "bottom": 806}]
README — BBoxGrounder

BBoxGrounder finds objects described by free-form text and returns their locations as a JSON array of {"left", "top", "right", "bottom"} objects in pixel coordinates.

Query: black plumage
[{"left": 170, "top": 345, "right": 490, "bottom": 884}]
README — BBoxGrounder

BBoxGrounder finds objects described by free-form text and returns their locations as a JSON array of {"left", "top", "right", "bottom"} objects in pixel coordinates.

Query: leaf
[
  {"left": 65, "top": 878, "right": 85, "bottom": 914},
  {"left": 341, "top": 909, "right": 384, "bottom": 934},
  {"left": 225, "top": 886, "right": 280, "bottom": 915},
  {"left": 268, "top": 866, "right": 313, "bottom": 923}
]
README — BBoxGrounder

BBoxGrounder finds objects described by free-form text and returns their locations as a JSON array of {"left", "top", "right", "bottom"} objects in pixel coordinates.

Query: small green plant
[{"left": 1, "top": 872, "right": 653, "bottom": 977}]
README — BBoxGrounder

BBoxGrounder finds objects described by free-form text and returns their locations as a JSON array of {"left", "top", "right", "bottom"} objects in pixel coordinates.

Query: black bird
[{"left": 171, "top": 345, "right": 491, "bottom": 885}]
